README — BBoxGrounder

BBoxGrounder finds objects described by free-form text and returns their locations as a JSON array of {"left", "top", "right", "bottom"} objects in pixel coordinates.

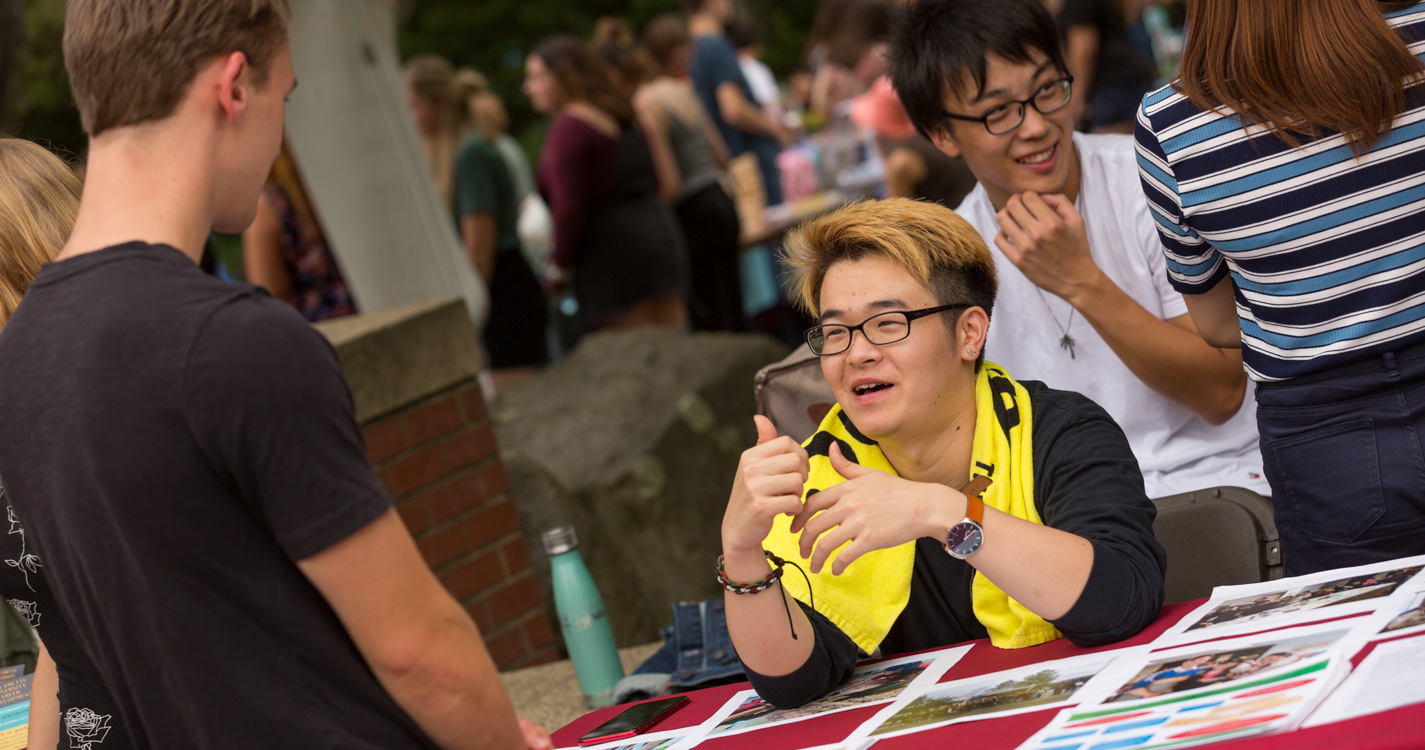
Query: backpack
[{"left": 753, "top": 343, "right": 836, "bottom": 443}]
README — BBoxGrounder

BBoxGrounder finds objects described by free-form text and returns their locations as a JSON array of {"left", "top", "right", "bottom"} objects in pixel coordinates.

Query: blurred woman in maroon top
[{"left": 524, "top": 35, "right": 689, "bottom": 331}]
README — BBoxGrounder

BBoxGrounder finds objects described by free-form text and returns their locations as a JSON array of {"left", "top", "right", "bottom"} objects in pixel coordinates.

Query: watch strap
[{"left": 961, "top": 475, "right": 990, "bottom": 525}]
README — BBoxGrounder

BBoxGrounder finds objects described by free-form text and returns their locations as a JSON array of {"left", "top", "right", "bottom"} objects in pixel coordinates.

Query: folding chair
[{"left": 1152, "top": 486, "right": 1283, "bottom": 605}]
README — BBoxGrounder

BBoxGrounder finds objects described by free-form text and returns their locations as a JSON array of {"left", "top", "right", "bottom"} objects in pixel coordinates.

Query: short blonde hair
[
  {"left": 63, "top": 0, "right": 290, "bottom": 137},
  {"left": 0, "top": 139, "right": 82, "bottom": 327},
  {"left": 782, "top": 198, "right": 997, "bottom": 317}
]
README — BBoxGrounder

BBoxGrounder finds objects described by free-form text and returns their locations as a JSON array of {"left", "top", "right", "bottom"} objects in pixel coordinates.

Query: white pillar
[{"left": 283, "top": 0, "right": 490, "bottom": 335}]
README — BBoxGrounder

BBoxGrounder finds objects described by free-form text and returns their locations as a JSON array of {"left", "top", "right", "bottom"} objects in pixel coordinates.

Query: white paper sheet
[
  {"left": 690, "top": 646, "right": 970, "bottom": 742},
  {"left": 1152, "top": 554, "right": 1425, "bottom": 646},
  {"left": 844, "top": 648, "right": 1140, "bottom": 743},
  {"left": 1368, "top": 587, "right": 1425, "bottom": 639},
  {"left": 1074, "top": 621, "right": 1365, "bottom": 710},
  {"left": 1016, "top": 651, "right": 1350, "bottom": 750},
  {"left": 1304, "top": 635, "right": 1425, "bottom": 727}
]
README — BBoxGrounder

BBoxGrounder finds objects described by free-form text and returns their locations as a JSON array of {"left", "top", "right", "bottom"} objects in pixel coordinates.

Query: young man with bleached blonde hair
[
  {"left": 0, "top": 2, "right": 546, "bottom": 748},
  {"left": 720, "top": 198, "right": 1164, "bottom": 706}
]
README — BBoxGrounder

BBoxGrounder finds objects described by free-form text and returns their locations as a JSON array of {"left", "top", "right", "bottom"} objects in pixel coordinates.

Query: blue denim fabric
[
  {"left": 612, "top": 599, "right": 745, "bottom": 702},
  {"left": 1255, "top": 336, "right": 1425, "bottom": 576}
]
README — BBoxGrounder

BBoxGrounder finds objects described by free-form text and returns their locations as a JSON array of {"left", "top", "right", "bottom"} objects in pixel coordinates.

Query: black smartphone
[{"left": 577, "top": 695, "right": 690, "bottom": 746}]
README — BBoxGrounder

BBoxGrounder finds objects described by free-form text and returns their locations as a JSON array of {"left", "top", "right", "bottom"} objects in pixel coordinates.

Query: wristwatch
[{"left": 944, "top": 475, "right": 991, "bottom": 559}]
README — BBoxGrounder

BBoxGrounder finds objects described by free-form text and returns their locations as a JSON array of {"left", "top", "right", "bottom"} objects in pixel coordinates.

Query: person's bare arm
[
  {"left": 1063, "top": 25, "right": 1099, "bottom": 126},
  {"left": 717, "top": 82, "right": 792, "bottom": 146},
  {"left": 29, "top": 641, "right": 58, "bottom": 750},
  {"left": 635, "top": 91, "right": 684, "bottom": 203},
  {"left": 1182, "top": 275, "right": 1243, "bottom": 349},
  {"left": 996, "top": 192, "right": 1246, "bottom": 425},
  {"left": 298, "top": 509, "right": 529, "bottom": 750},
  {"left": 722, "top": 416, "right": 816, "bottom": 677},
  {"left": 241, "top": 195, "right": 292, "bottom": 301},
  {"left": 460, "top": 212, "right": 498, "bottom": 282},
  {"left": 700, "top": 100, "right": 732, "bottom": 168}
]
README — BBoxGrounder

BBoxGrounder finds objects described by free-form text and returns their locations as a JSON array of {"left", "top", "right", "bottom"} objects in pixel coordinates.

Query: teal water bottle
[{"left": 542, "top": 526, "right": 624, "bottom": 708}]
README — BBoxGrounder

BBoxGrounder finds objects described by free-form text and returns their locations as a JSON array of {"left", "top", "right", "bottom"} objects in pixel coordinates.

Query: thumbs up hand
[
  {"left": 792, "top": 441, "right": 967, "bottom": 576},
  {"left": 722, "top": 416, "right": 812, "bottom": 562}
]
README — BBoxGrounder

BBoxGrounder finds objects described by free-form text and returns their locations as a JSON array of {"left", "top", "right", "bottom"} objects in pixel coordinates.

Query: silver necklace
[{"left": 1034, "top": 288, "right": 1076, "bottom": 358}]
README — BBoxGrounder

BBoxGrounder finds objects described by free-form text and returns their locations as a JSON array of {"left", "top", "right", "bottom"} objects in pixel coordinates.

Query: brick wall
[{"left": 362, "top": 379, "right": 557, "bottom": 670}]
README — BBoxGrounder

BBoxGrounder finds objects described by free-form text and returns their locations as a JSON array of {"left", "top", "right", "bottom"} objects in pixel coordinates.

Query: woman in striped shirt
[{"left": 1135, "top": 0, "right": 1425, "bottom": 575}]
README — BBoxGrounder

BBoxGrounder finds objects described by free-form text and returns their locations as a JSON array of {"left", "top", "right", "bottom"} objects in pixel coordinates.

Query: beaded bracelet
[
  {"left": 716, "top": 550, "right": 785, "bottom": 594},
  {"left": 715, "top": 550, "right": 814, "bottom": 641}
]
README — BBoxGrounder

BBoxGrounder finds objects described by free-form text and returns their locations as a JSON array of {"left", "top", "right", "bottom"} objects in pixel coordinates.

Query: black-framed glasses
[
  {"left": 941, "top": 75, "right": 1074, "bottom": 135},
  {"left": 805, "top": 304, "right": 970, "bottom": 356}
]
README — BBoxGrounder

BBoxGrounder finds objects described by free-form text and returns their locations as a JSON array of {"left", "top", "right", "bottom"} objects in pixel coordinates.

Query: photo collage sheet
[
  {"left": 1019, "top": 553, "right": 1425, "bottom": 750},
  {"left": 567, "top": 554, "right": 1425, "bottom": 750}
]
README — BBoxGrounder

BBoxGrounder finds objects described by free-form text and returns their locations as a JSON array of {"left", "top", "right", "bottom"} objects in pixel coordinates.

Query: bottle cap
[{"left": 542, "top": 526, "right": 578, "bottom": 555}]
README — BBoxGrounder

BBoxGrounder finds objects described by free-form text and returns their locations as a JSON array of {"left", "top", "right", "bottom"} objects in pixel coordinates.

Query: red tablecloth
[{"left": 550, "top": 601, "right": 1425, "bottom": 749}]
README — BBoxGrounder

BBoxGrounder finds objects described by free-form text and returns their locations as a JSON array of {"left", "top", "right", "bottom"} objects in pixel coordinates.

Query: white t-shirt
[
  {"left": 739, "top": 56, "right": 781, "bottom": 110},
  {"left": 955, "top": 132, "right": 1269, "bottom": 499}
]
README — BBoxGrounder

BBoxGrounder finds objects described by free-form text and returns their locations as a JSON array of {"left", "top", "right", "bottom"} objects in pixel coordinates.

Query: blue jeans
[
  {"left": 613, "top": 600, "right": 745, "bottom": 703},
  {"left": 1255, "top": 337, "right": 1425, "bottom": 575}
]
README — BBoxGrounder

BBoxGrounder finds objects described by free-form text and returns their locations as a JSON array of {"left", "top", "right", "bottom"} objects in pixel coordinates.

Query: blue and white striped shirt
[{"left": 1134, "top": 2, "right": 1425, "bottom": 382}]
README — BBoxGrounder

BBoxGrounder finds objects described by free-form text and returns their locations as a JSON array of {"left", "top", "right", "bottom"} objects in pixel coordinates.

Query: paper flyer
[
  {"left": 1153, "top": 555, "right": 1425, "bottom": 645},
  {"left": 1304, "top": 635, "right": 1425, "bottom": 727},
  {"left": 1016, "top": 652, "right": 1349, "bottom": 750},
  {"left": 846, "top": 648, "right": 1137, "bottom": 743},
  {"left": 1078, "top": 623, "right": 1358, "bottom": 709},
  {"left": 695, "top": 646, "right": 970, "bottom": 740},
  {"left": 1371, "top": 588, "right": 1425, "bottom": 639},
  {"left": 0, "top": 675, "right": 30, "bottom": 750}
]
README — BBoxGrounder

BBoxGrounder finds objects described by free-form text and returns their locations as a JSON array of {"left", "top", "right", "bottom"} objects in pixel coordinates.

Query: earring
[{"left": 966, "top": 348, "right": 976, "bottom": 357}]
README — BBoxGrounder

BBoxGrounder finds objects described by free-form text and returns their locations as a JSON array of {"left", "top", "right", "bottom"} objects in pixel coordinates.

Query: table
[{"left": 550, "top": 601, "right": 1425, "bottom": 749}]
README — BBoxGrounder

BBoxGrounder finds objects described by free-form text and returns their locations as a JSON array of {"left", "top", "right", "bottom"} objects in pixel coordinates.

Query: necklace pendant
[{"left": 1059, "top": 334, "right": 1076, "bottom": 359}]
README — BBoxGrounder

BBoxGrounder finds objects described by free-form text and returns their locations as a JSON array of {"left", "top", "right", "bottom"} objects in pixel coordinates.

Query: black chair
[{"left": 1152, "top": 486, "right": 1283, "bottom": 605}]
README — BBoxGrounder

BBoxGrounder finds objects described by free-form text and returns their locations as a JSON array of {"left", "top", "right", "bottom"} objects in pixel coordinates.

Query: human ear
[
  {"left": 958, "top": 307, "right": 990, "bottom": 362},
  {"left": 216, "top": 51, "right": 250, "bottom": 125},
  {"left": 928, "top": 126, "right": 962, "bottom": 159}
]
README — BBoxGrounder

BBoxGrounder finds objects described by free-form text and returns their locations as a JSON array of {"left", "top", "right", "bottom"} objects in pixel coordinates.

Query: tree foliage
[
  {"left": 2, "top": 0, "right": 83, "bottom": 157},
  {"left": 5, "top": 0, "right": 821, "bottom": 161}
]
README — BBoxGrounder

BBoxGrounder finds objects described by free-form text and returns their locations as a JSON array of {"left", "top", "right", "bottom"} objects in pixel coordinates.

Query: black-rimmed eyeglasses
[
  {"left": 942, "top": 76, "right": 1074, "bottom": 135},
  {"left": 805, "top": 304, "right": 970, "bottom": 356}
]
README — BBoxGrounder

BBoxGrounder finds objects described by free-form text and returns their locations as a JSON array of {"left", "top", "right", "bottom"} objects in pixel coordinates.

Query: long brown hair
[
  {"left": 1177, "top": 0, "right": 1424, "bottom": 152},
  {"left": 0, "top": 139, "right": 82, "bottom": 328},
  {"left": 531, "top": 35, "right": 634, "bottom": 123},
  {"left": 403, "top": 54, "right": 475, "bottom": 203}
]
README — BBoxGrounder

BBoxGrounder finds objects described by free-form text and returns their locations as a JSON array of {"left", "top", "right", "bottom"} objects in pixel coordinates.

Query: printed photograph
[
  {"left": 708, "top": 657, "right": 935, "bottom": 736},
  {"left": 1104, "top": 629, "right": 1346, "bottom": 704},
  {"left": 1185, "top": 566, "right": 1423, "bottom": 633},
  {"left": 869, "top": 662, "right": 1102, "bottom": 736},
  {"left": 1382, "top": 590, "right": 1425, "bottom": 634}
]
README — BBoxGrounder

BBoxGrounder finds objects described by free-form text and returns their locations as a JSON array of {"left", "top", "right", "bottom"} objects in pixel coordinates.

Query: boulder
[{"left": 494, "top": 329, "right": 789, "bottom": 647}]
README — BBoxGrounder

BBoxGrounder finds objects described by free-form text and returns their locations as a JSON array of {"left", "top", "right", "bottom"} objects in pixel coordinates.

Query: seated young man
[
  {"left": 887, "top": 0, "right": 1267, "bottom": 500},
  {"left": 721, "top": 198, "right": 1165, "bottom": 707}
]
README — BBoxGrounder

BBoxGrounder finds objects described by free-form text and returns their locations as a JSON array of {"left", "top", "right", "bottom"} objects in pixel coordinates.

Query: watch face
[{"left": 946, "top": 521, "right": 984, "bottom": 559}]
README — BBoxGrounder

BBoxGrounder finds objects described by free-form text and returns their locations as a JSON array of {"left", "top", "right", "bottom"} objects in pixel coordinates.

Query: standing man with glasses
[{"left": 889, "top": 0, "right": 1266, "bottom": 501}]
